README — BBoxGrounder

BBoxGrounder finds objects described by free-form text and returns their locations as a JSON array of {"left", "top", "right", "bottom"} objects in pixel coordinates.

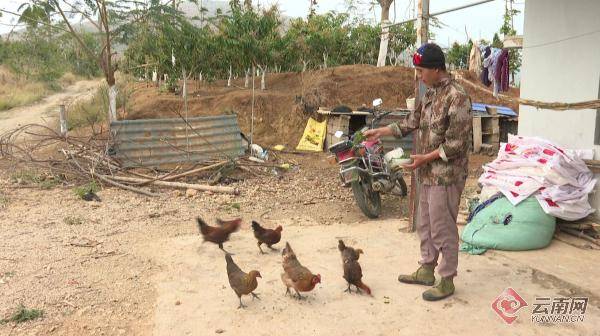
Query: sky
[
  {"left": 0, "top": 0, "right": 525, "bottom": 47},
  {"left": 262, "top": 0, "right": 525, "bottom": 47}
]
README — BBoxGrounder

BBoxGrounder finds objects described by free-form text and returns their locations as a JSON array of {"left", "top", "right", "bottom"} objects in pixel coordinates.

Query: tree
[
  {"left": 309, "top": 0, "right": 318, "bottom": 18},
  {"left": 1, "top": 3, "right": 101, "bottom": 82},
  {"left": 297, "top": 12, "right": 350, "bottom": 69},
  {"left": 18, "top": 0, "right": 174, "bottom": 122},
  {"left": 499, "top": 0, "right": 522, "bottom": 84},
  {"left": 217, "top": 3, "right": 282, "bottom": 89},
  {"left": 446, "top": 40, "right": 473, "bottom": 69},
  {"left": 491, "top": 33, "right": 503, "bottom": 48},
  {"left": 387, "top": 21, "right": 416, "bottom": 65},
  {"left": 348, "top": 23, "right": 380, "bottom": 65},
  {"left": 376, "top": 0, "right": 393, "bottom": 67}
]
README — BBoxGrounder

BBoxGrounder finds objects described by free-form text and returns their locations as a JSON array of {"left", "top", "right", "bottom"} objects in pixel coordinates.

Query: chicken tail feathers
[
  {"left": 196, "top": 217, "right": 208, "bottom": 234},
  {"left": 338, "top": 239, "right": 346, "bottom": 252},
  {"left": 225, "top": 253, "right": 242, "bottom": 275},
  {"left": 356, "top": 280, "right": 372, "bottom": 296},
  {"left": 225, "top": 252, "right": 234, "bottom": 265}
]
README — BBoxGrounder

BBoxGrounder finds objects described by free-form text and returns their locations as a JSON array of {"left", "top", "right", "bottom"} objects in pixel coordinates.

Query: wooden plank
[
  {"left": 472, "top": 117, "right": 482, "bottom": 153},
  {"left": 491, "top": 117, "right": 500, "bottom": 134}
]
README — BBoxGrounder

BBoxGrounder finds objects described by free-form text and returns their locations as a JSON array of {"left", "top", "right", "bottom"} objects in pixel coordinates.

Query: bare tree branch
[
  {"left": 48, "top": 0, "right": 100, "bottom": 66},
  {"left": 60, "top": 0, "right": 101, "bottom": 31}
]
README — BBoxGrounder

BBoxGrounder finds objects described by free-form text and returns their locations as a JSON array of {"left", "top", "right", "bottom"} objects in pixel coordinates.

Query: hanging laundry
[
  {"left": 468, "top": 41, "right": 482, "bottom": 76},
  {"left": 495, "top": 48, "right": 510, "bottom": 93},
  {"left": 487, "top": 48, "right": 502, "bottom": 97},
  {"left": 480, "top": 46, "right": 492, "bottom": 87}
]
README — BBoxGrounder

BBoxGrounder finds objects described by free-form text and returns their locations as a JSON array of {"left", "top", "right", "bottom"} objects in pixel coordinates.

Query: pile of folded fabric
[{"left": 478, "top": 134, "right": 597, "bottom": 221}]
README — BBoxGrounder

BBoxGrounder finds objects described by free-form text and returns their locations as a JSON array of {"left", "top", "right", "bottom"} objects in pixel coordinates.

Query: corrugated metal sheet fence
[{"left": 110, "top": 115, "right": 244, "bottom": 168}]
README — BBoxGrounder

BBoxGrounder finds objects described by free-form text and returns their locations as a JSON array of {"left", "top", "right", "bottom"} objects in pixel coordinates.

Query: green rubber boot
[
  {"left": 422, "top": 277, "right": 455, "bottom": 301},
  {"left": 397, "top": 264, "right": 435, "bottom": 286}
]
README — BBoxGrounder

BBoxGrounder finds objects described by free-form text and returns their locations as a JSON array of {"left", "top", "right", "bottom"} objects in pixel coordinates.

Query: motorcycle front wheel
[{"left": 351, "top": 178, "right": 382, "bottom": 219}]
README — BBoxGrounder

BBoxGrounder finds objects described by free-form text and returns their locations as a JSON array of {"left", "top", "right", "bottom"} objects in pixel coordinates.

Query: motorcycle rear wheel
[{"left": 351, "top": 178, "right": 382, "bottom": 218}]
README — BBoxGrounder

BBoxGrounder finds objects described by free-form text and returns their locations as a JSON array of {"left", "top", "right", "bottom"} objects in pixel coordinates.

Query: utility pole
[
  {"left": 416, "top": 0, "right": 429, "bottom": 46},
  {"left": 409, "top": 0, "right": 429, "bottom": 232}
]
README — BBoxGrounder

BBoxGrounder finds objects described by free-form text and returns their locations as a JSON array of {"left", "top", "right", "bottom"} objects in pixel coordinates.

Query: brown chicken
[
  {"left": 251, "top": 220, "right": 282, "bottom": 254},
  {"left": 281, "top": 242, "right": 321, "bottom": 299},
  {"left": 196, "top": 217, "right": 241, "bottom": 254},
  {"left": 338, "top": 240, "right": 371, "bottom": 295},
  {"left": 225, "top": 253, "right": 261, "bottom": 309},
  {"left": 216, "top": 217, "right": 243, "bottom": 231}
]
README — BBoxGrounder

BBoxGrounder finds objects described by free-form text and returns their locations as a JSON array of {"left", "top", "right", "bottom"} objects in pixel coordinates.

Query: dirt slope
[{"left": 127, "top": 65, "right": 519, "bottom": 147}]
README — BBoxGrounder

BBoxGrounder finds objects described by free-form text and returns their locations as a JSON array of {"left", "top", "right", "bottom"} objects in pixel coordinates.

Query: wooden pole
[
  {"left": 409, "top": 0, "right": 429, "bottom": 232},
  {"left": 251, "top": 64, "right": 255, "bottom": 145},
  {"left": 182, "top": 67, "right": 190, "bottom": 159},
  {"left": 59, "top": 104, "right": 67, "bottom": 137},
  {"left": 106, "top": 175, "right": 240, "bottom": 195}
]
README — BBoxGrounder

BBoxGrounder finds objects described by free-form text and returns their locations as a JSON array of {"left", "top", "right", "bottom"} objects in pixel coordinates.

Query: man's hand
[
  {"left": 363, "top": 126, "right": 392, "bottom": 140},
  {"left": 402, "top": 150, "right": 441, "bottom": 170}
]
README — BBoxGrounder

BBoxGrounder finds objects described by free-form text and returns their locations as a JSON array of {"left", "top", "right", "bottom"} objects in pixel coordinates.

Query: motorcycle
[{"left": 328, "top": 99, "right": 409, "bottom": 218}]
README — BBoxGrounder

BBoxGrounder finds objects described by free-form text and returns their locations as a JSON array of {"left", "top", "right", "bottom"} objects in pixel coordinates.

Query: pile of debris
[{"left": 0, "top": 124, "right": 292, "bottom": 197}]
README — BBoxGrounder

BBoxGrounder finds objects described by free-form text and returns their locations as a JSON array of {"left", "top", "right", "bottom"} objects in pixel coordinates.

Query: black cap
[{"left": 412, "top": 43, "right": 446, "bottom": 70}]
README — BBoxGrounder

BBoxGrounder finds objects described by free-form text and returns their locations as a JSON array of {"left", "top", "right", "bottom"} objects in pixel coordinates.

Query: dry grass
[
  {"left": 0, "top": 67, "right": 84, "bottom": 112},
  {"left": 58, "top": 72, "right": 80, "bottom": 87},
  {"left": 0, "top": 66, "right": 51, "bottom": 111},
  {"left": 66, "top": 73, "right": 134, "bottom": 131}
]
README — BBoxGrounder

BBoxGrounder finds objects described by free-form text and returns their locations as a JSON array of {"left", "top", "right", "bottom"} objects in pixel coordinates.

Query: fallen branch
[
  {"left": 105, "top": 175, "right": 240, "bottom": 195},
  {"left": 69, "top": 238, "right": 100, "bottom": 247},
  {"left": 557, "top": 222, "right": 595, "bottom": 230},
  {"left": 554, "top": 233, "right": 600, "bottom": 250},
  {"left": 96, "top": 174, "right": 161, "bottom": 197},
  {"left": 162, "top": 161, "right": 229, "bottom": 181},
  {"left": 237, "top": 165, "right": 264, "bottom": 177},
  {"left": 561, "top": 228, "right": 600, "bottom": 247},
  {"left": 126, "top": 165, "right": 182, "bottom": 187}
]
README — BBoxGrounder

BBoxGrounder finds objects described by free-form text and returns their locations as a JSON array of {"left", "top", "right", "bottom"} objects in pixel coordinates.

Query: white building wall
[{"left": 518, "top": 0, "right": 600, "bottom": 216}]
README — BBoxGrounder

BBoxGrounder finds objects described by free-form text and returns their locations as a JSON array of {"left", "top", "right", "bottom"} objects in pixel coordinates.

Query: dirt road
[
  {"left": 0, "top": 79, "right": 101, "bottom": 134},
  {"left": 1, "top": 152, "right": 599, "bottom": 335}
]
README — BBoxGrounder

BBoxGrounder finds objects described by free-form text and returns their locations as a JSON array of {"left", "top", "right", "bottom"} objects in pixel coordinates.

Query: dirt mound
[
  {"left": 127, "top": 65, "right": 520, "bottom": 147},
  {"left": 456, "top": 69, "right": 520, "bottom": 112}
]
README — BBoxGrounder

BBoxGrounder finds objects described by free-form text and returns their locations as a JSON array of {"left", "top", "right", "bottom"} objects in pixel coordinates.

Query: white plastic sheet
[{"left": 478, "top": 134, "right": 596, "bottom": 220}]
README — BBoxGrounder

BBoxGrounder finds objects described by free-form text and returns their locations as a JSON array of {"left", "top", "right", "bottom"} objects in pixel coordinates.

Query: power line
[
  {"left": 522, "top": 29, "right": 600, "bottom": 49},
  {"left": 386, "top": 0, "right": 495, "bottom": 28}
]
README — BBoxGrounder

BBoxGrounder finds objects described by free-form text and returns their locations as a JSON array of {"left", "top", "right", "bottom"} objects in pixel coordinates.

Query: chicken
[
  {"left": 281, "top": 242, "right": 321, "bottom": 299},
  {"left": 196, "top": 217, "right": 241, "bottom": 254},
  {"left": 225, "top": 253, "right": 261, "bottom": 309},
  {"left": 338, "top": 240, "right": 371, "bottom": 295},
  {"left": 251, "top": 220, "right": 282, "bottom": 254},
  {"left": 81, "top": 188, "right": 101, "bottom": 202},
  {"left": 216, "top": 217, "right": 243, "bottom": 232}
]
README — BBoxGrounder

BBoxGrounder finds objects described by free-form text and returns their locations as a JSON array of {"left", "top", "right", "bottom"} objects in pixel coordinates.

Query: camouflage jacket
[{"left": 388, "top": 77, "right": 472, "bottom": 186}]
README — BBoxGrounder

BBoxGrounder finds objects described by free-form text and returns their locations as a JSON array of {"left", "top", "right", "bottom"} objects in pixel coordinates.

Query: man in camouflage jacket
[{"left": 364, "top": 43, "right": 472, "bottom": 301}]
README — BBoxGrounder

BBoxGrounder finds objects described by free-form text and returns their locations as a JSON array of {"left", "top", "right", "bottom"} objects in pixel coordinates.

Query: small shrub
[
  {"left": 73, "top": 180, "right": 100, "bottom": 199},
  {"left": 0, "top": 305, "right": 43, "bottom": 324}
]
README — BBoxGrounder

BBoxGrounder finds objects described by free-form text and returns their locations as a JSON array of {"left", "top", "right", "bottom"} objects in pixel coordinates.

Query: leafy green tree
[
  {"left": 16, "top": 0, "right": 176, "bottom": 121},
  {"left": 446, "top": 40, "right": 473, "bottom": 69},
  {"left": 499, "top": 0, "right": 521, "bottom": 84}
]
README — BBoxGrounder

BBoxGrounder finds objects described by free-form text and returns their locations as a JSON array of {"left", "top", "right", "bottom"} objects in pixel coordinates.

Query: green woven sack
[{"left": 460, "top": 196, "right": 556, "bottom": 254}]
